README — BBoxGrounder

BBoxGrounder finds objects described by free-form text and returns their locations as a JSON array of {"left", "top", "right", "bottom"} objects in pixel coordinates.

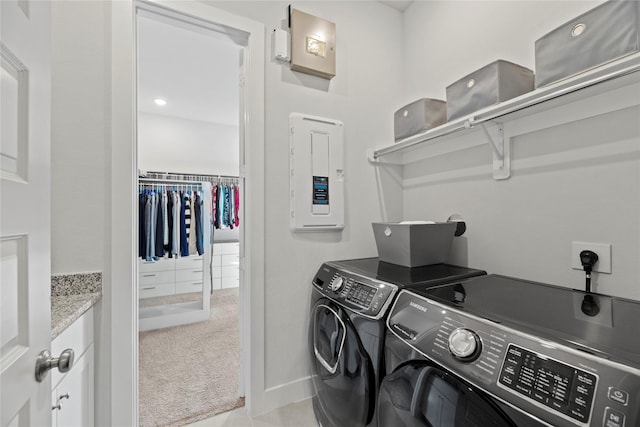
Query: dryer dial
[
  {"left": 329, "top": 276, "right": 345, "bottom": 293},
  {"left": 448, "top": 328, "right": 481, "bottom": 362}
]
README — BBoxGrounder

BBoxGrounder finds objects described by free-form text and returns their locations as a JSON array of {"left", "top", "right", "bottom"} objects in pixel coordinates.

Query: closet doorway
[{"left": 135, "top": 5, "right": 247, "bottom": 425}]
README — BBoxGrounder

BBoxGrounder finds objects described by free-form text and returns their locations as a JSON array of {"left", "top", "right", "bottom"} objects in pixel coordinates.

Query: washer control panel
[
  {"left": 346, "top": 282, "right": 378, "bottom": 308},
  {"left": 312, "top": 263, "right": 398, "bottom": 319},
  {"left": 498, "top": 344, "right": 597, "bottom": 424},
  {"left": 387, "top": 290, "right": 640, "bottom": 427}
]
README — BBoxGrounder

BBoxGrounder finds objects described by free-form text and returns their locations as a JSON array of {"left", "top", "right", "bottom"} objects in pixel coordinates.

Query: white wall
[
  {"left": 51, "top": 1, "right": 108, "bottom": 275},
  {"left": 49, "top": 0, "right": 404, "bottom": 420},
  {"left": 205, "top": 1, "right": 405, "bottom": 405},
  {"left": 400, "top": 1, "right": 640, "bottom": 301},
  {"left": 138, "top": 113, "right": 239, "bottom": 176},
  {"left": 51, "top": 2, "right": 111, "bottom": 425},
  {"left": 401, "top": 1, "right": 601, "bottom": 105}
]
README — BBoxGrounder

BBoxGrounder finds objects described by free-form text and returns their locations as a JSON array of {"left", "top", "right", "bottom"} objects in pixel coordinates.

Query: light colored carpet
[{"left": 139, "top": 288, "right": 244, "bottom": 426}]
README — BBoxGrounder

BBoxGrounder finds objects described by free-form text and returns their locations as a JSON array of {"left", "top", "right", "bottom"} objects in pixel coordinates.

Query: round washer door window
[
  {"left": 378, "top": 361, "right": 519, "bottom": 427},
  {"left": 309, "top": 299, "right": 375, "bottom": 427}
]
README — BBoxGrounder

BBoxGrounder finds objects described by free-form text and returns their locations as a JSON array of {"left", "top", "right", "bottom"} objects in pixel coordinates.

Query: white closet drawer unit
[
  {"left": 176, "top": 268, "right": 204, "bottom": 282},
  {"left": 221, "top": 253, "right": 240, "bottom": 267},
  {"left": 221, "top": 266, "right": 240, "bottom": 279},
  {"left": 212, "top": 242, "right": 239, "bottom": 289},
  {"left": 219, "top": 242, "right": 239, "bottom": 254},
  {"left": 139, "top": 259, "right": 174, "bottom": 273},
  {"left": 175, "top": 281, "right": 204, "bottom": 294},
  {"left": 175, "top": 255, "right": 203, "bottom": 270},
  {"left": 221, "top": 276, "right": 240, "bottom": 289},
  {"left": 139, "top": 271, "right": 174, "bottom": 286},
  {"left": 139, "top": 283, "right": 175, "bottom": 298},
  {"left": 212, "top": 255, "right": 221, "bottom": 268}
]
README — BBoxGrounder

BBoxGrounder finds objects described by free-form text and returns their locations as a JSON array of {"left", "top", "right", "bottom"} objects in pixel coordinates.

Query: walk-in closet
[{"left": 135, "top": 6, "right": 245, "bottom": 426}]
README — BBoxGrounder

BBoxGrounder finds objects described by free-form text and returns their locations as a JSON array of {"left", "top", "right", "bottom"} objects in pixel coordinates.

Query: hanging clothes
[
  {"left": 162, "top": 191, "right": 169, "bottom": 246},
  {"left": 138, "top": 181, "right": 212, "bottom": 260},
  {"left": 195, "top": 191, "right": 204, "bottom": 255},
  {"left": 234, "top": 185, "right": 240, "bottom": 227},
  {"left": 212, "top": 185, "right": 218, "bottom": 229},
  {"left": 172, "top": 190, "right": 180, "bottom": 257},
  {"left": 188, "top": 192, "right": 198, "bottom": 255},
  {"left": 155, "top": 191, "right": 165, "bottom": 258},
  {"left": 139, "top": 192, "right": 146, "bottom": 258},
  {"left": 164, "top": 190, "right": 174, "bottom": 256},
  {"left": 208, "top": 180, "right": 240, "bottom": 231},
  {"left": 180, "top": 191, "right": 189, "bottom": 257}
]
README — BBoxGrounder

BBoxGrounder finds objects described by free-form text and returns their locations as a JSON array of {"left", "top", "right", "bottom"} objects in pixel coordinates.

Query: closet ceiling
[{"left": 138, "top": 15, "right": 241, "bottom": 127}]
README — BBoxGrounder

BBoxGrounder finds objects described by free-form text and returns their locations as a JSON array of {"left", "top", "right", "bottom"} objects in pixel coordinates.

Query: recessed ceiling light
[{"left": 154, "top": 98, "right": 167, "bottom": 106}]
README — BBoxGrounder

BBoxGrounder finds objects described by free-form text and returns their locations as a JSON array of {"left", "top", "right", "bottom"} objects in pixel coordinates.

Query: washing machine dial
[
  {"left": 448, "top": 328, "right": 481, "bottom": 362},
  {"left": 329, "top": 276, "right": 345, "bottom": 293}
]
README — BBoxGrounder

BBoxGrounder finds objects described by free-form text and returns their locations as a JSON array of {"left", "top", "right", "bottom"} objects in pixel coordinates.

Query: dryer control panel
[{"left": 312, "top": 263, "right": 398, "bottom": 320}]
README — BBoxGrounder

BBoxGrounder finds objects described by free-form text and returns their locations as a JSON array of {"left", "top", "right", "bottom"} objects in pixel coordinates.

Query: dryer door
[
  {"left": 310, "top": 299, "right": 375, "bottom": 427},
  {"left": 378, "top": 361, "right": 521, "bottom": 427}
]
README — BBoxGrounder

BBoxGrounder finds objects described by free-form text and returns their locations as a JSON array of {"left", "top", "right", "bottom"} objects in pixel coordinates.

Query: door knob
[{"left": 35, "top": 348, "right": 74, "bottom": 382}]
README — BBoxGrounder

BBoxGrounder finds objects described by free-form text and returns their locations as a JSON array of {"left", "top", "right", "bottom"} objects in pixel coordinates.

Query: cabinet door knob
[{"left": 35, "top": 348, "right": 75, "bottom": 382}]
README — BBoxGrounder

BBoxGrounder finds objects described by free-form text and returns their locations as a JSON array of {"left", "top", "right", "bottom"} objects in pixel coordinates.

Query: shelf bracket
[
  {"left": 366, "top": 148, "right": 403, "bottom": 166},
  {"left": 479, "top": 122, "right": 510, "bottom": 180}
]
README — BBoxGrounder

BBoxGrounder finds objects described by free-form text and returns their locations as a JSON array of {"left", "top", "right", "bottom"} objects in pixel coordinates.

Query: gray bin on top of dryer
[
  {"left": 445, "top": 60, "right": 534, "bottom": 122},
  {"left": 535, "top": 0, "right": 640, "bottom": 88},
  {"left": 372, "top": 222, "right": 456, "bottom": 268}
]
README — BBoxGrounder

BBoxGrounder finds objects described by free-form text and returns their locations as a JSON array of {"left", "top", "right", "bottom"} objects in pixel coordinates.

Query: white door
[{"left": 1, "top": 1, "right": 52, "bottom": 426}]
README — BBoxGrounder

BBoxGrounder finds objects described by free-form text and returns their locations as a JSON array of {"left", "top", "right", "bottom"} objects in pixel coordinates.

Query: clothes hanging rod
[
  {"left": 139, "top": 178, "right": 206, "bottom": 185},
  {"left": 141, "top": 171, "right": 239, "bottom": 180}
]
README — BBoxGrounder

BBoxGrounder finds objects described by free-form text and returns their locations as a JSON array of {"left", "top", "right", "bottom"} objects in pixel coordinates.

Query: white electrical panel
[{"left": 290, "top": 113, "right": 344, "bottom": 232}]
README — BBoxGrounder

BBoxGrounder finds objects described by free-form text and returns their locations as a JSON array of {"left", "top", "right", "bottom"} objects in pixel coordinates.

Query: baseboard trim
[{"left": 259, "top": 376, "right": 313, "bottom": 416}]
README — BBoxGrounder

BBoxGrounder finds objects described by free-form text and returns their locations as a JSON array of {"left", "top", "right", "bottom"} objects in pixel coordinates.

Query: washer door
[
  {"left": 378, "top": 361, "right": 519, "bottom": 427},
  {"left": 310, "top": 299, "right": 375, "bottom": 427}
]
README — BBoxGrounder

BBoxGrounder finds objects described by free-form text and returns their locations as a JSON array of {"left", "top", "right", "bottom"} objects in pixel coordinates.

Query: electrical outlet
[{"left": 571, "top": 242, "right": 612, "bottom": 274}]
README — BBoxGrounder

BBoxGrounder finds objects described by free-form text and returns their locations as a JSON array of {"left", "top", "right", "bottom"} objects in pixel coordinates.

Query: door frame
[{"left": 107, "top": 1, "right": 265, "bottom": 425}]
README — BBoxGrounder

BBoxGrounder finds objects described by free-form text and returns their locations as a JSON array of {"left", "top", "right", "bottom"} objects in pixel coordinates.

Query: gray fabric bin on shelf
[
  {"left": 394, "top": 98, "right": 447, "bottom": 141},
  {"left": 535, "top": 0, "right": 640, "bottom": 88},
  {"left": 446, "top": 60, "right": 534, "bottom": 122},
  {"left": 372, "top": 222, "right": 456, "bottom": 267}
]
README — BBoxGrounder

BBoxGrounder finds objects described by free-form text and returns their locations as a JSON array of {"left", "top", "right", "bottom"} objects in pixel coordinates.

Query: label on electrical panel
[{"left": 313, "top": 176, "right": 329, "bottom": 205}]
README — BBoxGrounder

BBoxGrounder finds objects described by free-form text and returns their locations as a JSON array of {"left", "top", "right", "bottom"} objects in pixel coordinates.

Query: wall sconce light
[
  {"left": 306, "top": 35, "right": 326, "bottom": 57},
  {"left": 289, "top": 7, "right": 336, "bottom": 79}
]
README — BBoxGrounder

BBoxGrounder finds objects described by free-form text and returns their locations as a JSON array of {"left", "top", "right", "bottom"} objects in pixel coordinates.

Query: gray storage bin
[
  {"left": 535, "top": 0, "right": 640, "bottom": 88},
  {"left": 372, "top": 222, "right": 456, "bottom": 267},
  {"left": 394, "top": 98, "right": 447, "bottom": 141},
  {"left": 446, "top": 60, "right": 534, "bottom": 121}
]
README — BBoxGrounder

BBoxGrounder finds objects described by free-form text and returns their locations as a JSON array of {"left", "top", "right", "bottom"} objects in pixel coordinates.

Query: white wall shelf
[{"left": 368, "top": 54, "right": 640, "bottom": 180}]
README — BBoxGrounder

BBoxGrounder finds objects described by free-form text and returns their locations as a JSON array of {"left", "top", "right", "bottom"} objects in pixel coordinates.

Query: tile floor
[{"left": 187, "top": 398, "right": 317, "bottom": 427}]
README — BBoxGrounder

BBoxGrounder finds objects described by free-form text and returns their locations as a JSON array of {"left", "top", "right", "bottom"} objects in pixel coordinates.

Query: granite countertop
[{"left": 51, "top": 272, "right": 102, "bottom": 339}]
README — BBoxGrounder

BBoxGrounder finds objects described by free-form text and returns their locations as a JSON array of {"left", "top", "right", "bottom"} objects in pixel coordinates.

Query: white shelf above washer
[{"left": 368, "top": 54, "right": 640, "bottom": 180}]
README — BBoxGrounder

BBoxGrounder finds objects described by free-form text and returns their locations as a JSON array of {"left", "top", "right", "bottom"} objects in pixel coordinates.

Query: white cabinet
[
  {"left": 175, "top": 256, "right": 205, "bottom": 295},
  {"left": 138, "top": 255, "right": 204, "bottom": 298},
  {"left": 212, "top": 242, "right": 239, "bottom": 289},
  {"left": 51, "top": 308, "right": 94, "bottom": 427},
  {"left": 138, "top": 254, "right": 212, "bottom": 331}
]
